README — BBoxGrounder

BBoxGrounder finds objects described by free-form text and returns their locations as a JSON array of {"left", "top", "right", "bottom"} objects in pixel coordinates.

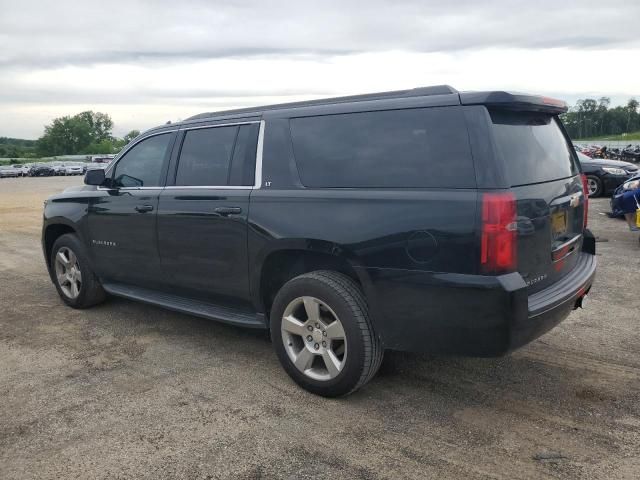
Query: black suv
[{"left": 43, "top": 86, "right": 596, "bottom": 397}]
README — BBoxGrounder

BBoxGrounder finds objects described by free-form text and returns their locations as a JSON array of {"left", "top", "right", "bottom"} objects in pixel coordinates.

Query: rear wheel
[
  {"left": 586, "top": 175, "right": 603, "bottom": 197},
  {"left": 270, "top": 271, "right": 383, "bottom": 397},
  {"left": 51, "top": 234, "right": 106, "bottom": 308}
]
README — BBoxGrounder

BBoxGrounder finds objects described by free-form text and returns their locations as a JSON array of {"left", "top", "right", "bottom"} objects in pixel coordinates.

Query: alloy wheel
[
  {"left": 54, "top": 247, "right": 82, "bottom": 299},
  {"left": 280, "top": 296, "right": 347, "bottom": 381}
]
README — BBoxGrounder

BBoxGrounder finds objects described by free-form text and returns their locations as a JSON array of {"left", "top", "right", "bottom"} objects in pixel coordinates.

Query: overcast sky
[{"left": 1, "top": 0, "right": 639, "bottom": 139}]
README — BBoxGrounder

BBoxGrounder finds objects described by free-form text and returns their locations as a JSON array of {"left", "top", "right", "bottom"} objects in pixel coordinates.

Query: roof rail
[{"left": 186, "top": 85, "right": 458, "bottom": 121}]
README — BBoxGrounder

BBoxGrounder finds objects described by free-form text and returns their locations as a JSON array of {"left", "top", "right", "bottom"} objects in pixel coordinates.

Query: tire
[
  {"left": 270, "top": 270, "right": 383, "bottom": 397},
  {"left": 50, "top": 233, "right": 106, "bottom": 309},
  {"left": 586, "top": 175, "right": 603, "bottom": 197}
]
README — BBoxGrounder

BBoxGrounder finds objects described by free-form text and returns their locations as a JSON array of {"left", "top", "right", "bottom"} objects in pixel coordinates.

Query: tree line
[
  {"left": 35, "top": 111, "right": 140, "bottom": 157},
  {"left": 0, "top": 137, "right": 37, "bottom": 158},
  {"left": 0, "top": 111, "right": 140, "bottom": 158},
  {"left": 561, "top": 97, "right": 639, "bottom": 140}
]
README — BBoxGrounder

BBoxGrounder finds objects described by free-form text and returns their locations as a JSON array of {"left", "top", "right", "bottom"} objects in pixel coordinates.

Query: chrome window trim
[
  {"left": 96, "top": 119, "right": 265, "bottom": 191},
  {"left": 182, "top": 120, "right": 259, "bottom": 132},
  {"left": 97, "top": 186, "right": 164, "bottom": 191},
  {"left": 166, "top": 119, "right": 264, "bottom": 190},
  {"left": 254, "top": 120, "right": 265, "bottom": 189},
  {"left": 163, "top": 185, "right": 252, "bottom": 190}
]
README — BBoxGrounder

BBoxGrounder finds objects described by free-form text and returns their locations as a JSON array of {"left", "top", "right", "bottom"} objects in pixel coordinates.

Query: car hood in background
[{"left": 580, "top": 158, "right": 637, "bottom": 169}]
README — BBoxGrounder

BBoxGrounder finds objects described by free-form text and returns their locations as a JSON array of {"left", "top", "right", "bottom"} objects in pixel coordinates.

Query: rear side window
[
  {"left": 289, "top": 107, "right": 474, "bottom": 188},
  {"left": 489, "top": 110, "right": 578, "bottom": 186}
]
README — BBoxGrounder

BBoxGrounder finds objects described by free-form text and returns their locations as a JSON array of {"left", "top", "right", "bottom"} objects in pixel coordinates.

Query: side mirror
[{"left": 84, "top": 168, "right": 106, "bottom": 186}]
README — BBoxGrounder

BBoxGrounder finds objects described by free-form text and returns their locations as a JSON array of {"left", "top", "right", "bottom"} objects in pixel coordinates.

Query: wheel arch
[
  {"left": 43, "top": 222, "right": 80, "bottom": 273},
  {"left": 253, "top": 241, "right": 373, "bottom": 322}
]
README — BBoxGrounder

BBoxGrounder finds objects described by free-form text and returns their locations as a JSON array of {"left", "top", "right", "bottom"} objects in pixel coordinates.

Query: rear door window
[
  {"left": 176, "top": 126, "right": 238, "bottom": 186},
  {"left": 289, "top": 107, "right": 474, "bottom": 188},
  {"left": 175, "top": 124, "right": 259, "bottom": 186},
  {"left": 489, "top": 110, "right": 578, "bottom": 186}
]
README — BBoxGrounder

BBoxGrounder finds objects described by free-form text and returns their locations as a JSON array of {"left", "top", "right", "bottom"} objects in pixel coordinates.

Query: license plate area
[{"left": 551, "top": 211, "right": 567, "bottom": 235}]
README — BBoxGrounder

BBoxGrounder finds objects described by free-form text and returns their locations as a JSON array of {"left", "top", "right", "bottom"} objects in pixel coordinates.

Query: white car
[
  {"left": 11, "top": 164, "right": 30, "bottom": 176},
  {"left": 64, "top": 164, "right": 84, "bottom": 175}
]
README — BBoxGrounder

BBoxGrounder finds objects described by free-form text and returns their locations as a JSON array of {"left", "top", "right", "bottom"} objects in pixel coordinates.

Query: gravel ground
[{"left": 1, "top": 176, "right": 639, "bottom": 479}]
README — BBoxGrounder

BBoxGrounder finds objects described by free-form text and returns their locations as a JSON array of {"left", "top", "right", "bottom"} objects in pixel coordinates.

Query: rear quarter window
[
  {"left": 289, "top": 107, "right": 475, "bottom": 188},
  {"left": 489, "top": 110, "right": 578, "bottom": 186}
]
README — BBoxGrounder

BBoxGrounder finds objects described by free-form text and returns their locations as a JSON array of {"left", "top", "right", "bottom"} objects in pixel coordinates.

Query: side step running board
[{"left": 102, "top": 283, "right": 265, "bottom": 329}]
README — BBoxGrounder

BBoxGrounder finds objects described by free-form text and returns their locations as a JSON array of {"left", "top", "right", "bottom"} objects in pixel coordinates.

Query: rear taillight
[
  {"left": 581, "top": 173, "right": 589, "bottom": 228},
  {"left": 481, "top": 192, "right": 517, "bottom": 274}
]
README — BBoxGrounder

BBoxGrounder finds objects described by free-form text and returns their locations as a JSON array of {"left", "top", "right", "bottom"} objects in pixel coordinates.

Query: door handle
[
  {"left": 214, "top": 206, "right": 242, "bottom": 215},
  {"left": 135, "top": 204, "right": 154, "bottom": 213}
]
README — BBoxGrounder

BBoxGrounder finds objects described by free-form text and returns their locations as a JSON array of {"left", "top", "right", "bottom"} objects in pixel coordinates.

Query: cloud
[
  {"left": 1, "top": 0, "right": 638, "bottom": 68},
  {"left": 0, "top": 0, "right": 638, "bottom": 138}
]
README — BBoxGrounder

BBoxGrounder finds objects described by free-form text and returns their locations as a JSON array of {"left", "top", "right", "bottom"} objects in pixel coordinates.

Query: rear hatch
[{"left": 488, "top": 109, "right": 586, "bottom": 294}]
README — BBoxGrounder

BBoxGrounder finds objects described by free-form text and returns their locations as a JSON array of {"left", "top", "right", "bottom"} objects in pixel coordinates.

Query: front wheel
[
  {"left": 586, "top": 175, "right": 603, "bottom": 197},
  {"left": 270, "top": 271, "right": 383, "bottom": 397},
  {"left": 51, "top": 234, "right": 106, "bottom": 308}
]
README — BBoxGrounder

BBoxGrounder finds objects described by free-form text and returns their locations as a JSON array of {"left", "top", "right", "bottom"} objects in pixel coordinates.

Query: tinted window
[
  {"left": 289, "top": 107, "right": 474, "bottom": 188},
  {"left": 176, "top": 126, "right": 238, "bottom": 186},
  {"left": 112, "top": 134, "right": 172, "bottom": 188},
  {"left": 490, "top": 110, "right": 578, "bottom": 186},
  {"left": 228, "top": 124, "right": 259, "bottom": 186}
]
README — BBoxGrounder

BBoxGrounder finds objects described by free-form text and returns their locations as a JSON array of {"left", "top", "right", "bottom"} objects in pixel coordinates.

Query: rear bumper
[
  {"left": 512, "top": 249, "right": 595, "bottom": 351},
  {"left": 360, "top": 233, "right": 597, "bottom": 356}
]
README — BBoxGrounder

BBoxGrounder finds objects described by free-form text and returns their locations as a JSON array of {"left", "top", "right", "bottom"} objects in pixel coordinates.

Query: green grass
[
  {"left": 0, "top": 158, "right": 34, "bottom": 166},
  {"left": 576, "top": 131, "right": 640, "bottom": 142}
]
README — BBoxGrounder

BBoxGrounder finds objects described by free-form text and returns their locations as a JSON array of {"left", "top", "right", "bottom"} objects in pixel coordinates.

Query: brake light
[
  {"left": 581, "top": 174, "right": 589, "bottom": 228},
  {"left": 542, "top": 96, "right": 567, "bottom": 109},
  {"left": 481, "top": 192, "right": 517, "bottom": 274}
]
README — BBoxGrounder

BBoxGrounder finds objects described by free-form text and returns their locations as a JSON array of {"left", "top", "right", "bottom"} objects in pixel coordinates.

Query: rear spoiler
[{"left": 459, "top": 91, "right": 568, "bottom": 114}]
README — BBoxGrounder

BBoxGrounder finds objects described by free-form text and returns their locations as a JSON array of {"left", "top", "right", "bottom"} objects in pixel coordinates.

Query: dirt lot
[{"left": 1, "top": 176, "right": 639, "bottom": 479}]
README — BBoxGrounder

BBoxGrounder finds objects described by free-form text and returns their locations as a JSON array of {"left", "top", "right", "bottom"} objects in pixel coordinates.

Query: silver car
[
  {"left": 64, "top": 163, "right": 84, "bottom": 175},
  {"left": 11, "top": 164, "right": 30, "bottom": 176},
  {"left": 0, "top": 166, "right": 21, "bottom": 178}
]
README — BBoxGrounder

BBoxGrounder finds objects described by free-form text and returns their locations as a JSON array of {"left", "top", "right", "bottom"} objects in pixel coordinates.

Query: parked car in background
[
  {"left": 0, "top": 166, "right": 21, "bottom": 178},
  {"left": 610, "top": 175, "right": 640, "bottom": 217},
  {"left": 49, "top": 162, "right": 66, "bottom": 176},
  {"left": 11, "top": 164, "right": 30, "bottom": 176},
  {"left": 91, "top": 155, "right": 115, "bottom": 164},
  {"left": 85, "top": 162, "right": 108, "bottom": 172},
  {"left": 43, "top": 86, "right": 596, "bottom": 397},
  {"left": 577, "top": 151, "right": 639, "bottom": 197},
  {"left": 63, "top": 163, "right": 84, "bottom": 176},
  {"left": 29, "top": 163, "right": 56, "bottom": 177}
]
